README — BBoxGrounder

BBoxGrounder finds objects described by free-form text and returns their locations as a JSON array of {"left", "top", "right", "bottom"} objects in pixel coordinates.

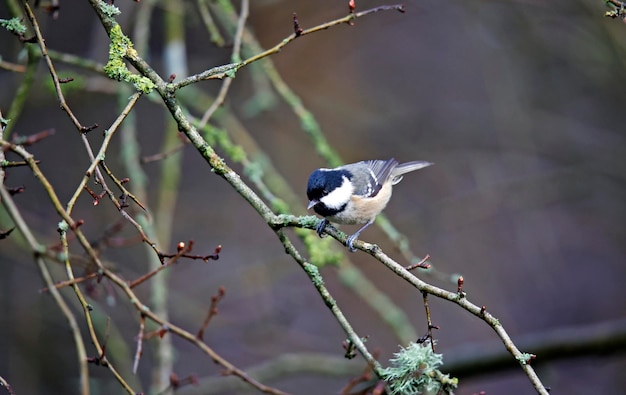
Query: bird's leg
[
  {"left": 316, "top": 218, "right": 329, "bottom": 238},
  {"left": 346, "top": 219, "right": 374, "bottom": 252}
]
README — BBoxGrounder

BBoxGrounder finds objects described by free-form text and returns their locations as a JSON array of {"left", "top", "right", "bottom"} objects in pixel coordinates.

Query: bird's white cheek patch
[{"left": 320, "top": 176, "right": 353, "bottom": 209}]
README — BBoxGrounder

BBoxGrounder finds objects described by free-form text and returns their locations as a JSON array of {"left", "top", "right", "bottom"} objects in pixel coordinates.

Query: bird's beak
[{"left": 307, "top": 200, "right": 318, "bottom": 210}]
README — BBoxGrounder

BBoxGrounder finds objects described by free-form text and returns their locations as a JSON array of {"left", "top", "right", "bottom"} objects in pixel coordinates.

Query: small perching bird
[{"left": 306, "top": 158, "right": 433, "bottom": 252}]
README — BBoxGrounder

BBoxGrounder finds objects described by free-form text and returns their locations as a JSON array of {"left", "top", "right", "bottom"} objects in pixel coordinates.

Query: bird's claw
[
  {"left": 316, "top": 218, "right": 329, "bottom": 238},
  {"left": 316, "top": 219, "right": 359, "bottom": 252},
  {"left": 346, "top": 234, "right": 358, "bottom": 252}
]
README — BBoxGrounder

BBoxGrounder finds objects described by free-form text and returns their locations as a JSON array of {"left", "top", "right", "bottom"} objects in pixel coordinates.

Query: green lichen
[
  {"left": 298, "top": 215, "right": 321, "bottom": 230},
  {"left": 103, "top": 24, "right": 155, "bottom": 94},
  {"left": 516, "top": 353, "right": 534, "bottom": 365},
  {"left": 57, "top": 220, "right": 69, "bottom": 233},
  {"left": 302, "top": 262, "right": 326, "bottom": 289},
  {"left": 98, "top": 0, "right": 121, "bottom": 17},
  {"left": 225, "top": 68, "right": 237, "bottom": 79},
  {"left": 605, "top": 0, "right": 626, "bottom": 18},
  {"left": 0, "top": 17, "right": 27, "bottom": 36},
  {"left": 381, "top": 341, "right": 450, "bottom": 395}
]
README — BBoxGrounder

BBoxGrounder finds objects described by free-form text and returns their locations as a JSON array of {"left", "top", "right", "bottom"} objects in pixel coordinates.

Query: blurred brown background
[{"left": 1, "top": 0, "right": 626, "bottom": 394}]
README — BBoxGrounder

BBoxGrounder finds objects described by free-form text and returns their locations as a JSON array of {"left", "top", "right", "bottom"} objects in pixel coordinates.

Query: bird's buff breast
[{"left": 327, "top": 183, "right": 393, "bottom": 225}]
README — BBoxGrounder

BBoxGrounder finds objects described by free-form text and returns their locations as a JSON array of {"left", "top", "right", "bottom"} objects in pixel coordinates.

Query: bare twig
[
  {"left": 0, "top": 184, "right": 91, "bottom": 395},
  {"left": 99, "top": 161, "right": 147, "bottom": 211},
  {"left": 198, "top": 0, "right": 249, "bottom": 128},
  {"left": 0, "top": 374, "right": 15, "bottom": 395},
  {"left": 39, "top": 272, "right": 99, "bottom": 293},
  {"left": 128, "top": 242, "right": 190, "bottom": 288},
  {"left": 405, "top": 253, "right": 431, "bottom": 271},
  {"left": 25, "top": 2, "right": 149, "bottom": 260},
  {"left": 1, "top": 160, "right": 39, "bottom": 168},
  {"left": 133, "top": 314, "right": 146, "bottom": 374},
  {"left": 197, "top": 286, "right": 226, "bottom": 340},
  {"left": 421, "top": 291, "right": 439, "bottom": 352},
  {"left": 171, "top": 4, "right": 405, "bottom": 90},
  {"left": 10, "top": 128, "right": 55, "bottom": 146},
  {"left": 196, "top": 0, "right": 226, "bottom": 46},
  {"left": 111, "top": 270, "right": 292, "bottom": 395},
  {"left": 141, "top": 133, "right": 189, "bottom": 163},
  {"left": 0, "top": 59, "right": 26, "bottom": 73},
  {"left": 65, "top": 91, "right": 141, "bottom": 212},
  {"left": 22, "top": 2, "right": 93, "bottom": 133},
  {"left": 60, "top": 227, "right": 136, "bottom": 394},
  {"left": 240, "top": 4, "right": 405, "bottom": 66}
]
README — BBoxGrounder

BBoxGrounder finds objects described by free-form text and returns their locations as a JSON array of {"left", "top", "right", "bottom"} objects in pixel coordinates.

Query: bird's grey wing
[{"left": 343, "top": 158, "right": 399, "bottom": 197}]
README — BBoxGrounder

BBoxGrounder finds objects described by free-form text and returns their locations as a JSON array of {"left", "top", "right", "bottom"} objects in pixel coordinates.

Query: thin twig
[
  {"left": 1, "top": 160, "right": 39, "bottom": 168},
  {"left": 421, "top": 291, "right": 438, "bottom": 352},
  {"left": 109, "top": 268, "right": 292, "bottom": 395},
  {"left": 10, "top": 128, "right": 55, "bottom": 146},
  {"left": 241, "top": 4, "right": 405, "bottom": 66},
  {"left": 0, "top": 59, "right": 26, "bottom": 73},
  {"left": 197, "top": 286, "right": 226, "bottom": 340},
  {"left": 22, "top": 2, "right": 92, "bottom": 133},
  {"left": 0, "top": 184, "right": 91, "bottom": 395},
  {"left": 65, "top": 91, "right": 141, "bottom": 212},
  {"left": 2, "top": 31, "right": 38, "bottom": 137},
  {"left": 99, "top": 161, "right": 147, "bottom": 211},
  {"left": 39, "top": 272, "right": 99, "bottom": 293},
  {"left": 196, "top": 0, "right": 226, "bottom": 46},
  {"left": 60, "top": 91, "right": 158, "bottom": 257},
  {"left": 405, "top": 254, "right": 431, "bottom": 271},
  {"left": 171, "top": 4, "right": 405, "bottom": 90},
  {"left": 133, "top": 314, "right": 146, "bottom": 374},
  {"left": 0, "top": 375, "right": 15, "bottom": 395},
  {"left": 198, "top": 0, "right": 249, "bottom": 128},
  {"left": 60, "top": 228, "right": 136, "bottom": 394},
  {"left": 128, "top": 244, "right": 188, "bottom": 288},
  {"left": 141, "top": 137, "right": 188, "bottom": 163},
  {"left": 26, "top": 0, "right": 152, "bottom": 254}
]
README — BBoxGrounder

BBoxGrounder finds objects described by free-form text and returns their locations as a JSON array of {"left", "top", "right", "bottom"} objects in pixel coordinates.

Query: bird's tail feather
[{"left": 393, "top": 161, "right": 433, "bottom": 176}]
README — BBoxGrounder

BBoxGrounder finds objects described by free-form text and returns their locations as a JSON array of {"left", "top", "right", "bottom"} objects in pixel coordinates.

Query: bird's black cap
[{"left": 306, "top": 169, "right": 351, "bottom": 201}]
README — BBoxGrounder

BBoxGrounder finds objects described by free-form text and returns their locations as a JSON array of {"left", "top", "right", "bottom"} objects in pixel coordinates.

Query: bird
[{"left": 306, "top": 158, "right": 432, "bottom": 252}]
